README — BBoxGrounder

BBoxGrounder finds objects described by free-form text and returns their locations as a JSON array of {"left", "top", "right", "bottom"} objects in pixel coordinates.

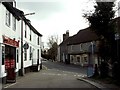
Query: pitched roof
[
  {"left": 68, "top": 27, "right": 99, "bottom": 45},
  {"left": 23, "top": 18, "right": 42, "bottom": 37},
  {"left": 2, "top": 2, "right": 42, "bottom": 37},
  {"left": 2, "top": 2, "right": 23, "bottom": 20},
  {"left": 59, "top": 27, "right": 99, "bottom": 46},
  {"left": 59, "top": 36, "right": 74, "bottom": 46}
]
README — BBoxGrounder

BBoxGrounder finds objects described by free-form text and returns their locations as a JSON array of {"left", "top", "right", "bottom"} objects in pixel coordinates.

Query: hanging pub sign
[
  {"left": 23, "top": 42, "right": 29, "bottom": 49},
  {"left": 3, "top": 36, "right": 19, "bottom": 47}
]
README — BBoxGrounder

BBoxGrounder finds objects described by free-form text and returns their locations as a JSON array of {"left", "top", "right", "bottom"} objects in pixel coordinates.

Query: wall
[
  {"left": 22, "top": 21, "right": 41, "bottom": 68},
  {"left": 68, "top": 42, "right": 92, "bottom": 54},
  {"left": 68, "top": 41, "right": 98, "bottom": 66},
  {"left": 0, "top": 3, "right": 20, "bottom": 78}
]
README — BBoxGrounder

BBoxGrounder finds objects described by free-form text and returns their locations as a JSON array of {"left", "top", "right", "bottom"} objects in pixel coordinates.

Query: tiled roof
[
  {"left": 59, "top": 27, "right": 99, "bottom": 46},
  {"left": 68, "top": 27, "right": 99, "bottom": 45},
  {"left": 59, "top": 36, "right": 72, "bottom": 46}
]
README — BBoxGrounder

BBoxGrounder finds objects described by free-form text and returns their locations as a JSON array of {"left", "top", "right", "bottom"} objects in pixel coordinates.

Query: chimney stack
[
  {"left": 63, "top": 34, "right": 66, "bottom": 41},
  {"left": 63, "top": 30, "right": 69, "bottom": 41}
]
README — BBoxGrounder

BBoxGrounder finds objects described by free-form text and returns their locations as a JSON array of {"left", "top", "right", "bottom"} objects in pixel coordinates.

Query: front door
[{"left": 5, "top": 45, "right": 16, "bottom": 83}]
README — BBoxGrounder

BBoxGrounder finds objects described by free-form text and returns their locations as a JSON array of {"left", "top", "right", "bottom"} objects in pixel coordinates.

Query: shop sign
[{"left": 3, "top": 36, "right": 19, "bottom": 47}]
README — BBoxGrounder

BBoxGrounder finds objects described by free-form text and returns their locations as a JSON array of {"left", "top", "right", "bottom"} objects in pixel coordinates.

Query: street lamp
[
  {"left": 20, "top": 12, "right": 35, "bottom": 76},
  {"left": 24, "top": 12, "right": 35, "bottom": 16}
]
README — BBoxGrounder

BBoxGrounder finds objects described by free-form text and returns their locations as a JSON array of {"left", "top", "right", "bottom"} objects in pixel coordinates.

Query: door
[{"left": 5, "top": 45, "right": 16, "bottom": 83}]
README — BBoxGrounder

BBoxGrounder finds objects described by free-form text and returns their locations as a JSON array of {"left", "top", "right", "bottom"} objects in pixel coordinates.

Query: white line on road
[{"left": 4, "top": 82, "right": 18, "bottom": 88}]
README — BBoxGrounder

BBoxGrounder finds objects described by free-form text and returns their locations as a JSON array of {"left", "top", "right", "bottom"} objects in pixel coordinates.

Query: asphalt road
[{"left": 3, "top": 61, "right": 99, "bottom": 89}]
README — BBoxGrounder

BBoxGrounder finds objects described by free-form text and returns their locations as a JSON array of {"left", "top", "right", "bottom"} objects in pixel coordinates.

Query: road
[{"left": 3, "top": 60, "right": 99, "bottom": 89}]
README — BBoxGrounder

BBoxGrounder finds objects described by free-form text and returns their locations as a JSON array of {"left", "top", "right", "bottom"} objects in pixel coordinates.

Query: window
[
  {"left": 80, "top": 44, "right": 83, "bottom": 51},
  {"left": 12, "top": 16, "right": 16, "bottom": 30},
  {"left": 30, "top": 30, "right": 32, "bottom": 41},
  {"left": 24, "top": 49, "right": 27, "bottom": 61},
  {"left": 71, "top": 56, "right": 73, "bottom": 62},
  {"left": 37, "top": 36, "right": 39, "bottom": 45},
  {"left": 77, "top": 57, "right": 80, "bottom": 62},
  {"left": 84, "top": 57, "right": 88, "bottom": 63},
  {"left": 6, "top": 10, "right": 11, "bottom": 27},
  {"left": 2, "top": 46, "right": 5, "bottom": 65},
  {"left": 17, "top": 49, "right": 19, "bottom": 63},
  {"left": 37, "top": 49, "right": 40, "bottom": 63},
  {"left": 25, "top": 24, "right": 27, "bottom": 38},
  {"left": 29, "top": 46, "right": 32, "bottom": 60}
]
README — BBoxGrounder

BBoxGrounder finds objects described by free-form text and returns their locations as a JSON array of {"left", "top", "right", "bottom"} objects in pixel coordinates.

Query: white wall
[
  {"left": 0, "top": 3, "right": 21, "bottom": 76},
  {"left": 22, "top": 22, "right": 42, "bottom": 68},
  {"left": 0, "top": 3, "right": 42, "bottom": 77}
]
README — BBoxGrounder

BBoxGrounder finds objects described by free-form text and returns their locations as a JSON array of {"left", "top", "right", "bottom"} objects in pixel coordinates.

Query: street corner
[{"left": 77, "top": 77, "right": 106, "bottom": 89}]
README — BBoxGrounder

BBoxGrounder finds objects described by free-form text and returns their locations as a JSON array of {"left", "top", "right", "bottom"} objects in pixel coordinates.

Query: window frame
[
  {"left": 24, "top": 49, "right": 27, "bottom": 61},
  {"left": 29, "top": 46, "right": 32, "bottom": 60},
  {"left": 25, "top": 24, "right": 27, "bottom": 38},
  {"left": 30, "top": 30, "right": 32, "bottom": 41},
  {"left": 37, "top": 36, "right": 40, "bottom": 45}
]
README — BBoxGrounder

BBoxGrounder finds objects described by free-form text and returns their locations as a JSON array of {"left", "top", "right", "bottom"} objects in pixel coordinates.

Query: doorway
[{"left": 5, "top": 45, "right": 16, "bottom": 83}]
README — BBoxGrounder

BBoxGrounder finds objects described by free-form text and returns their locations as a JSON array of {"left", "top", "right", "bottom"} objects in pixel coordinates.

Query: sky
[{"left": 15, "top": 0, "right": 119, "bottom": 48}]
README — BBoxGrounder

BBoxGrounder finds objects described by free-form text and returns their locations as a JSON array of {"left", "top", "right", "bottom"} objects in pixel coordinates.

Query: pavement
[
  {"left": 2, "top": 65, "right": 48, "bottom": 88},
  {"left": 77, "top": 77, "right": 120, "bottom": 90},
  {"left": 2, "top": 62, "right": 120, "bottom": 89},
  {"left": 54, "top": 61, "right": 120, "bottom": 90}
]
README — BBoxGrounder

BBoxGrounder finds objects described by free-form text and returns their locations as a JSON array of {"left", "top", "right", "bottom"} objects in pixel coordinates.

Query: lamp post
[{"left": 20, "top": 12, "right": 35, "bottom": 76}]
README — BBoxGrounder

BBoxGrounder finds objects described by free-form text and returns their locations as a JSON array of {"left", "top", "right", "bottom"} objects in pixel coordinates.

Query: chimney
[
  {"left": 63, "top": 30, "right": 69, "bottom": 41},
  {"left": 63, "top": 34, "right": 66, "bottom": 41},
  {"left": 66, "top": 30, "right": 69, "bottom": 39}
]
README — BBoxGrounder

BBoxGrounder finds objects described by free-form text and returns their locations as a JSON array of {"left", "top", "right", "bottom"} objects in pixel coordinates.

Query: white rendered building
[{"left": 0, "top": 1, "right": 42, "bottom": 83}]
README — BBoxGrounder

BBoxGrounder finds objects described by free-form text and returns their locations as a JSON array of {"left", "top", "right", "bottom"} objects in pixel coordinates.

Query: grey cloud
[{"left": 17, "top": 2, "right": 64, "bottom": 20}]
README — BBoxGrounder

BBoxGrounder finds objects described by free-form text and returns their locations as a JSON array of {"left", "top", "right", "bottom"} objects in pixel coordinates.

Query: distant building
[
  {"left": 58, "top": 31, "right": 70, "bottom": 64},
  {"left": 67, "top": 27, "right": 99, "bottom": 66},
  {"left": 58, "top": 27, "right": 99, "bottom": 66}
]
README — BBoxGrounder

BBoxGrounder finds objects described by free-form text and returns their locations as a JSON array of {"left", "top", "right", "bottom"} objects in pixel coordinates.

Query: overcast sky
[{"left": 15, "top": 0, "right": 119, "bottom": 47}]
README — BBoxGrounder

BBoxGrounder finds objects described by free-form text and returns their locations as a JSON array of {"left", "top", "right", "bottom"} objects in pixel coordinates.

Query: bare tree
[
  {"left": 47, "top": 35, "right": 58, "bottom": 48},
  {"left": 47, "top": 35, "right": 59, "bottom": 61}
]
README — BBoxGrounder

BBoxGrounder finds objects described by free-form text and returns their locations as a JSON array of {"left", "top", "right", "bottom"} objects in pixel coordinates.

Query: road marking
[{"left": 4, "top": 82, "right": 18, "bottom": 88}]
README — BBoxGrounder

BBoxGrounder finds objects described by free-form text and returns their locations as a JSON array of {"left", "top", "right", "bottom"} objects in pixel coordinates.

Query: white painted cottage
[{"left": 0, "top": 1, "right": 42, "bottom": 83}]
